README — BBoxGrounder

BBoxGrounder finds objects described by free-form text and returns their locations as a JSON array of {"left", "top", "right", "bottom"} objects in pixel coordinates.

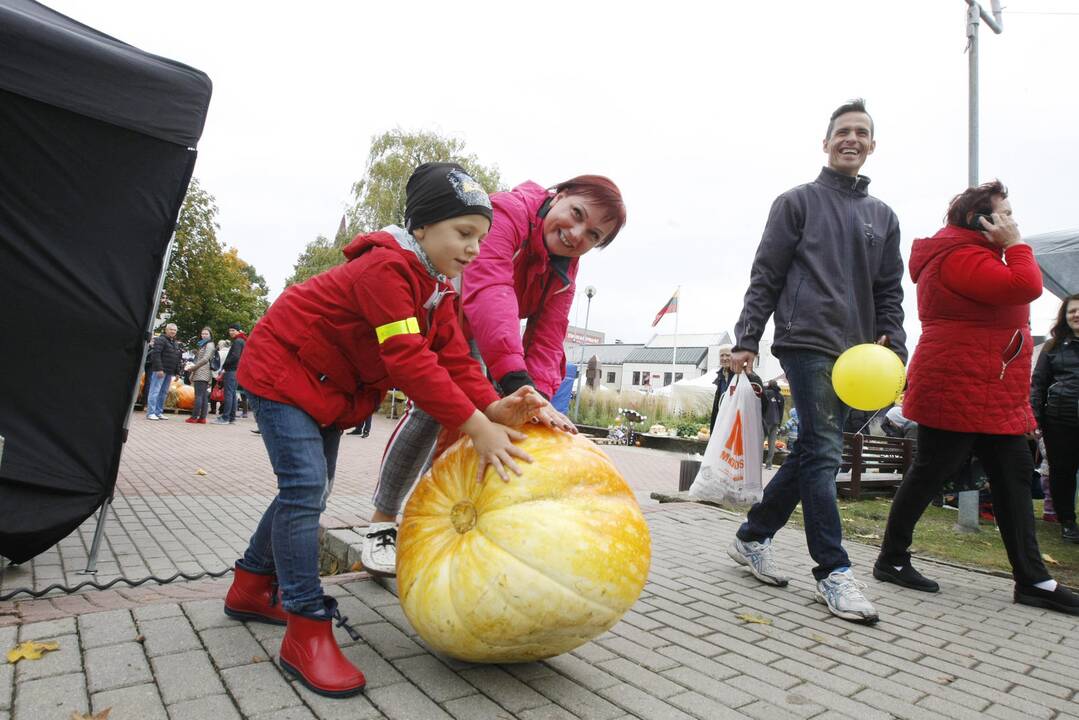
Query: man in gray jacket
[{"left": 727, "top": 99, "right": 907, "bottom": 624}]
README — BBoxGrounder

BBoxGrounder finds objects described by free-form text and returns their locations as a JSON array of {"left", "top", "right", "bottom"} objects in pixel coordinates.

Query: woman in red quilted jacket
[{"left": 874, "top": 181, "right": 1079, "bottom": 615}]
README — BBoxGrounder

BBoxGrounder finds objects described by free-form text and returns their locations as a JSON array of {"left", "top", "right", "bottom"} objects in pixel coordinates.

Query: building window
[
  {"left": 663, "top": 372, "right": 672, "bottom": 386},
  {"left": 606, "top": 372, "right": 615, "bottom": 384},
  {"left": 675, "top": 372, "right": 684, "bottom": 382},
  {"left": 632, "top": 371, "right": 640, "bottom": 385}
]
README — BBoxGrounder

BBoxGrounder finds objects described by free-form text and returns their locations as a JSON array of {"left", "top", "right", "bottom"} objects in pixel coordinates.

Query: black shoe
[
  {"left": 347, "top": 428, "right": 364, "bottom": 435},
  {"left": 1015, "top": 583, "right": 1079, "bottom": 615},
  {"left": 361, "top": 431, "right": 369, "bottom": 438},
  {"left": 873, "top": 558, "right": 940, "bottom": 592},
  {"left": 1061, "top": 523, "right": 1079, "bottom": 544}
]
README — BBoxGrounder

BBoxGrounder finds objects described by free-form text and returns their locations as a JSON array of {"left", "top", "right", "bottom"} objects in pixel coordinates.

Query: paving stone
[
  {"left": 85, "top": 641, "right": 153, "bottom": 692},
  {"left": 0, "top": 663, "right": 10, "bottom": 711},
  {"left": 138, "top": 615, "right": 203, "bottom": 657},
  {"left": 250, "top": 708, "right": 318, "bottom": 720},
  {"left": 13, "top": 631, "right": 82, "bottom": 682},
  {"left": 91, "top": 682, "right": 168, "bottom": 720},
  {"left": 596, "top": 636, "right": 680, "bottom": 671},
  {"left": 164, "top": 694, "right": 242, "bottom": 720},
  {"left": 201, "top": 625, "right": 268, "bottom": 669},
  {"left": 12, "top": 672, "right": 88, "bottom": 719},
  {"left": 221, "top": 661, "right": 301, "bottom": 716},
  {"left": 359, "top": 622, "right": 425, "bottom": 660},
  {"left": 16, "top": 617, "right": 75, "bottom": 642},
  {"left": 79, "top": 609, "right": 138, "bottom": 649},
  {"left": 290, "top": 680, "right": 385, "bottom": 720},
  {"left": 542, "top": 653, "right": 619, "bottom": 691},
  {"left": 152, "top": 650, "right": 225, "bottom": 705},
  {"left": 341, "top": 643, "right": 405, "bottom": 689},
  {"left": 661, "top": 666, "right": 756, "bottom": 708},
  {"left": 367, "top": 681, "right": 452, "bottom": 719},
  {"left": 342, "top": 580, "right": 399, "bottom": 607},
  {"left": 517, "top": 705, "right": 583, "bottom": 720},
  {"left": 332, "top": 594, "right": 384, "bottom": 626},
  {"left": 460, "top": 666, "right": 549, "bottom": 713},
  {"left": 596, "top": 682, "right": 696, "bottom": 720},
  {"left": 392, "top": 655, "right": 473, "bottom": 702},
  {"left": 529, "top": 674, "right": 624, "bottom": 720},
  {"left": 132, "top": 603, "right": 183, "bottom": 621},
  {"left": 183, "top": 598, "right": 241, "bottom": 632},
  {"left": 443, "top": 694, "right": 516, "bottom": 720},
  {"left": 598, "top": 657, "right": 684, "bottom": 698},
  {"left": 667, "top": 690, "right": 755, "bottom": 720}
]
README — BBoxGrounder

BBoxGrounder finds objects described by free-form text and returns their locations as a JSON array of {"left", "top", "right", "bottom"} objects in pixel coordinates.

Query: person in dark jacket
[
  {"left": 1031, "top": 293, "right": 1079, "bottom": 543},
  {"left": 709, "top": 345, "right": 735, "bottom": 432},
  {"left": 762, "top": 380, "right": 786, "bottom": 469},
  {"left": 214, "top": 323, "right": 246, "bottom": 425},
  {"left": 727, "top": 99, "right": 906, "bottom": 625},
  {"left": 876, "top": 181, "right": 1078, "bottom": 616},
  {"left": 146, "top": 323, "right": 183, "bottom": 420}
]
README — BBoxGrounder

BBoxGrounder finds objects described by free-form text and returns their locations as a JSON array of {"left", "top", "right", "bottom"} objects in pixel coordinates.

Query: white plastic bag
[{"left": 689, "top": 375, "right": 763, "bottom": 504}]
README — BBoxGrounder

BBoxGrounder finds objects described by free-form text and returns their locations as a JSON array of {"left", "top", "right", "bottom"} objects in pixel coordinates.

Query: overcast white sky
[{"left": 50, "top": 0, "right": 1079, "bottom": 351}]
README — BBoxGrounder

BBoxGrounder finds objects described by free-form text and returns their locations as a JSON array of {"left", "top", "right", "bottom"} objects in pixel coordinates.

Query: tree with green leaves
[
  {"left": 163, "top": 178, "right": 269, "bottom": 343},
  {"left": 286, "top": 129, "right": 503, "bottom": 286}
]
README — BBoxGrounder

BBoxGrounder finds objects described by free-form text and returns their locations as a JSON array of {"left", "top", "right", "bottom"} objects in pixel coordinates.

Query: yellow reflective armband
[{"left": 375, "top": 317, "right": 420, "bottom": 344}]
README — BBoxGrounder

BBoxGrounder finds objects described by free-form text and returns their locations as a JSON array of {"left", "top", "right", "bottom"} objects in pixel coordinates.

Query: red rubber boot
[
  {"left": 279, "top": 596, "right": 366, "bottom": 697},
  {"left": 223, "top": 563, "right": 288, "bottom": 625}
]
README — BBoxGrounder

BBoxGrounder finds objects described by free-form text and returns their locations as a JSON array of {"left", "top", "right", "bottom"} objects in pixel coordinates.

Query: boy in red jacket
[{"left": 223, "top": 163, "right": 565, "bottom": 698}]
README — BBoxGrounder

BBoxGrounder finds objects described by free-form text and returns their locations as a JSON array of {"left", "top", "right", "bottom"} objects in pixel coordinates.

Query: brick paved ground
[{"left": 3, "top": 416, "right": 1078, "bottom": 719}]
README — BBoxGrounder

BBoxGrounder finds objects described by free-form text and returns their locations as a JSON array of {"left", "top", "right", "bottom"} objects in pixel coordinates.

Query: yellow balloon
[{"left": 832, "top": 344, "right": 906, "bottom": 411}]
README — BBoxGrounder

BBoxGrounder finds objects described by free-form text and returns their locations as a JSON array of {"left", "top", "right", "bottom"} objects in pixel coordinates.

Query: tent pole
[{"left": 78, "top": 231, "right": 177, "bottom": 574}]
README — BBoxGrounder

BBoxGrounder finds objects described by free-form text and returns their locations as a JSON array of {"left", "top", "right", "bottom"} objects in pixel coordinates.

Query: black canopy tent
[
  {"left": 0, "top": 0, "right": 212, "bottom": 564},
  {"left": 1025, "top": 229, "right": 1079, "bottom": 300}
]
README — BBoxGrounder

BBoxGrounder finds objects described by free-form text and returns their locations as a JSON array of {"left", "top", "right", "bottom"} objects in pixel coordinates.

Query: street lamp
[{"left": 572, "top": 286, "right": 597, "bottom": 421}]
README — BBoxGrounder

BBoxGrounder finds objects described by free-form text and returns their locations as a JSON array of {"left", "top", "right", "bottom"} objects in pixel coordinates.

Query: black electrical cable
[{"left": 0, "top": 566, "right": 233, "bottom": 602}]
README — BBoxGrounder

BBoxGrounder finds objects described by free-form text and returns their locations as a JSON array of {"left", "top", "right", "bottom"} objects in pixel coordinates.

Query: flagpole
[{"left": 671, "top": 287, "right": 679, "bottom": 387}]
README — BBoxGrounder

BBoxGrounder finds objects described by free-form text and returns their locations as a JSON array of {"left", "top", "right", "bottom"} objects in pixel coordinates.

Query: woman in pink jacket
[{"left": 360, "top": 175, "right": 627, "bottom": 576}]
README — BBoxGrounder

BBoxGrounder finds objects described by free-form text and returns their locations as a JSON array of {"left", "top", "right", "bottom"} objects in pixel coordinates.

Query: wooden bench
[{"left": 837, "top": 432, "right": 915, "bottom": 499}]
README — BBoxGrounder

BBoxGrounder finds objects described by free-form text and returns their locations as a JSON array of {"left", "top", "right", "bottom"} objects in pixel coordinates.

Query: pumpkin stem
[{"left": 450, "top": 501, "right": 477, "bottom": 534}]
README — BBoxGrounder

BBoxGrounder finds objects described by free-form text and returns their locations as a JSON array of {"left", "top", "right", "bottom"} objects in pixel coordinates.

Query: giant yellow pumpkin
[{"left": 397, "top": 425, "right": 651, "bottom": 663}]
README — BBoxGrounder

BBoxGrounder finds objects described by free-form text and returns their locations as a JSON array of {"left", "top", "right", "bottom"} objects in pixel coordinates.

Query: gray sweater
[{"left": 734, "top": 167, "right": 907, "bottom": 362}]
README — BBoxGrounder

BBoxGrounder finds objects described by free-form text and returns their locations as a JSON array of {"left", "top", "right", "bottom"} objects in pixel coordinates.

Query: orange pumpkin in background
[
  {"left": 396, "top": 425, "right": 651, "bottom": 663},
  {"left": 167, "top": 380, "right": 195, "bottom": 410}
]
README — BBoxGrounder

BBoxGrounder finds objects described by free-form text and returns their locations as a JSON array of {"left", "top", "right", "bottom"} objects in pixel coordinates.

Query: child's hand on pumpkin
[
  {"left": 484, "top": 386, "right": 546, "bottom": 427},
  {"left": 462, "top": 411, "right": 533, "bottom": 482}
]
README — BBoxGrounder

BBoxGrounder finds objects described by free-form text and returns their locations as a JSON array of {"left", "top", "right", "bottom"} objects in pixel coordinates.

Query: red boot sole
[
  {"left": 279, "top": 658, "right": 365, "bottom": 697},
  {"left": 223, "top": 605, "right": 287, "bottom": 626}
]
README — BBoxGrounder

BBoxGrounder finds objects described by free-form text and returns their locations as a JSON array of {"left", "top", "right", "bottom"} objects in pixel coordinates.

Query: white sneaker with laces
[
  {"left": 816, "top": 569, "right": 879, "bottom": 624},
  {"left": 147, "top": 414, "right": 159, "bottom": 421},
  {"left": 727, "top": 537, "right": 789, "bottom": 586},
  {"left": 360, "top": 522, "right": 398, "bottom": 577}
]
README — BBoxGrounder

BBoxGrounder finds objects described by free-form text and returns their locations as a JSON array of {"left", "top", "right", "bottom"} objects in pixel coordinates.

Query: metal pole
[
  {"left": 967, "top": 2, "right": 980, "bottom": 188},
  {"left": 572, "top": 287, "right": 596, "bottom": 421}
]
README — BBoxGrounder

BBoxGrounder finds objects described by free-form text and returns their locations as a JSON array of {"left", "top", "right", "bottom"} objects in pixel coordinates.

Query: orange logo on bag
[{"left": 724, "top": 411, "right": 744, "bottom": 453}]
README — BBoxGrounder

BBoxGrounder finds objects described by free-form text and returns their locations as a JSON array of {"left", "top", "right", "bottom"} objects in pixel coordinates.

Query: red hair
[{"left": 552, "top": 175, "right": 627, "bottom": 247}]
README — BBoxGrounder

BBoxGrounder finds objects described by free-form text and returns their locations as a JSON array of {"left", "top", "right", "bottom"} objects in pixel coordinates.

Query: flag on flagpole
[
  {"left": 336, "top": 214, "right": 347, "bottom": 239},
  {"left": 652, "top": 289, "right": 679, "bottom": 327}
]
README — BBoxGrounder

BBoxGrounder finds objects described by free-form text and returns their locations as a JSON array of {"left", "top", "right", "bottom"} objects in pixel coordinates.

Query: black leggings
[
  {"left": 880, "top": 425, "right": 1050, "bottom": 586},
  {"left": 1043, "top": 421, "right": 1079, "bottom": 525}
]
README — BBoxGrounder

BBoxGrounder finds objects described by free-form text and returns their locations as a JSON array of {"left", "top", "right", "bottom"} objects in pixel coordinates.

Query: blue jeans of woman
[
  {"left": 240, "top": 394, "right": 342, "bottom": 614},
  {"left": 737, "top": 350, "right": 851, "bottom": 580},
  {"left": 192, "top": 380, "right": 209, "bottom": 420}
]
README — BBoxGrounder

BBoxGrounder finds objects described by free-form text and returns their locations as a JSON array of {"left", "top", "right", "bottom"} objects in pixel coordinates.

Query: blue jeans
[
  {"left": 146, "top": 372, "right": 172, "bottom": 416},
  {"left": 737, "top": 350, "right": 850, "bottom": 580},
  {"left": 221, "top": 370, "right": 239, "bottom": 422},
  {"left": 240, "top": 394, "right": 342, "bottom": 613}
]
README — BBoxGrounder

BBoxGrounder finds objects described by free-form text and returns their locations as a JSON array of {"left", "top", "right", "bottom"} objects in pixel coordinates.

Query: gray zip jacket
[{"left": 734, "top": 167, "right": 907, "bottom": 362}]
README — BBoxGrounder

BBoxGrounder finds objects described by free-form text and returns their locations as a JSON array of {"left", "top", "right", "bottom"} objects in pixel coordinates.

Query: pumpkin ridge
[{"left": 470, "top": 523, "right": 626, "bottom": 616}]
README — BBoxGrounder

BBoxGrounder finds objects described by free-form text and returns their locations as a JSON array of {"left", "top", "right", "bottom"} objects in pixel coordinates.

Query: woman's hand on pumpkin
[
  {"left": 530, "top": 404, "right": 578, "bottom": 433},
  {"left": 462, "top": 411, "right": 533, "bottom": 482}
]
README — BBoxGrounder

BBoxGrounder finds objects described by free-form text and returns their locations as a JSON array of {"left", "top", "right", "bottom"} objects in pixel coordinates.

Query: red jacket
[
  {"left": 237, "top": 231, "right": 499, "bottom": 430},
  {"left": 461, "top": 182, "right": 577, "bottom": 398},
  {"left": 903, "top": 225, "right": 1042, "bottom": 435}
]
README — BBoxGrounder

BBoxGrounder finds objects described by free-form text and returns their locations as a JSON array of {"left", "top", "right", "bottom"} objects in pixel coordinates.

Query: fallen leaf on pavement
[
  {"left": 854, "top": 533, "right": 880, "bottom": 540},
  {"left": 71, "top": 709, "right": 112, "bottom": 720},
  {"left": 350, "top": 561, "right": 363, "bottom": 572},
  {"left": 735, "top": 613, "right": 773, "bottom": 625},
  {"left": 252, "top": 655, "right": 267, "bottom": 663},
  {"left": 1042, "top": 553, "right": 1059, "bottom": 565},
  {"left": 195, "top": 468, "right": 207, "bottom": 476},
  {"left": 6, "top": 640, "right": 60, "bottom": 663}
]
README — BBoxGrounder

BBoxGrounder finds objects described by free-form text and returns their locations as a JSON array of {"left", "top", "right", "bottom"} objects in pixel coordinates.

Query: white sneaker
[
  {"left": 147, "top": 414, "right": 159, "bottom": 421},
  {"left": 816, "top": 569, "right": 879, "bottom": 624},
  {"left": 360, "top": 522, "right": 398, "bottom": 577},
  {"left": 727, "top": 537, "right": 789, "bottom": 587}
]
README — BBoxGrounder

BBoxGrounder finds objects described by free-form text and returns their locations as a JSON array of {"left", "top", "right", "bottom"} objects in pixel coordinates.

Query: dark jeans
[
  {"left": 880, "top": 425, "right": 1051, "bottom": 586},
  {"left": 193, "top": 380, "right": 209, "bottom": 419},
  {"left": 737, "top": 351, "right": 850, "bottom": 580},
  {"left": 1043, "top": 421, "right": 1079, "bottom": 525},
  {"left": 240, "top": 394, "right": 342, "bottom": 613},
  {"left": 221, "top": 370, "right": 239, "bottom": 422}
]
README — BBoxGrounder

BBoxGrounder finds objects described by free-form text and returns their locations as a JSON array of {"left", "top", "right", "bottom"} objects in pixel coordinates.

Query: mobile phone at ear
[{"left": 968, "top": 213, "right": 992, "bottom": 230}]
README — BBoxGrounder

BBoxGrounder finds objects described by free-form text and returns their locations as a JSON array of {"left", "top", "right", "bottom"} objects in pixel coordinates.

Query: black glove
[{"left": 498, "top": 370, "right": 541, "bottom": 398}]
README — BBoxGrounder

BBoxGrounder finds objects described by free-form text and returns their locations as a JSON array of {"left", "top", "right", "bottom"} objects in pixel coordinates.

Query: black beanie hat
[{"left": 404, "top": 162, "right": 493, "bottom": 232}]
